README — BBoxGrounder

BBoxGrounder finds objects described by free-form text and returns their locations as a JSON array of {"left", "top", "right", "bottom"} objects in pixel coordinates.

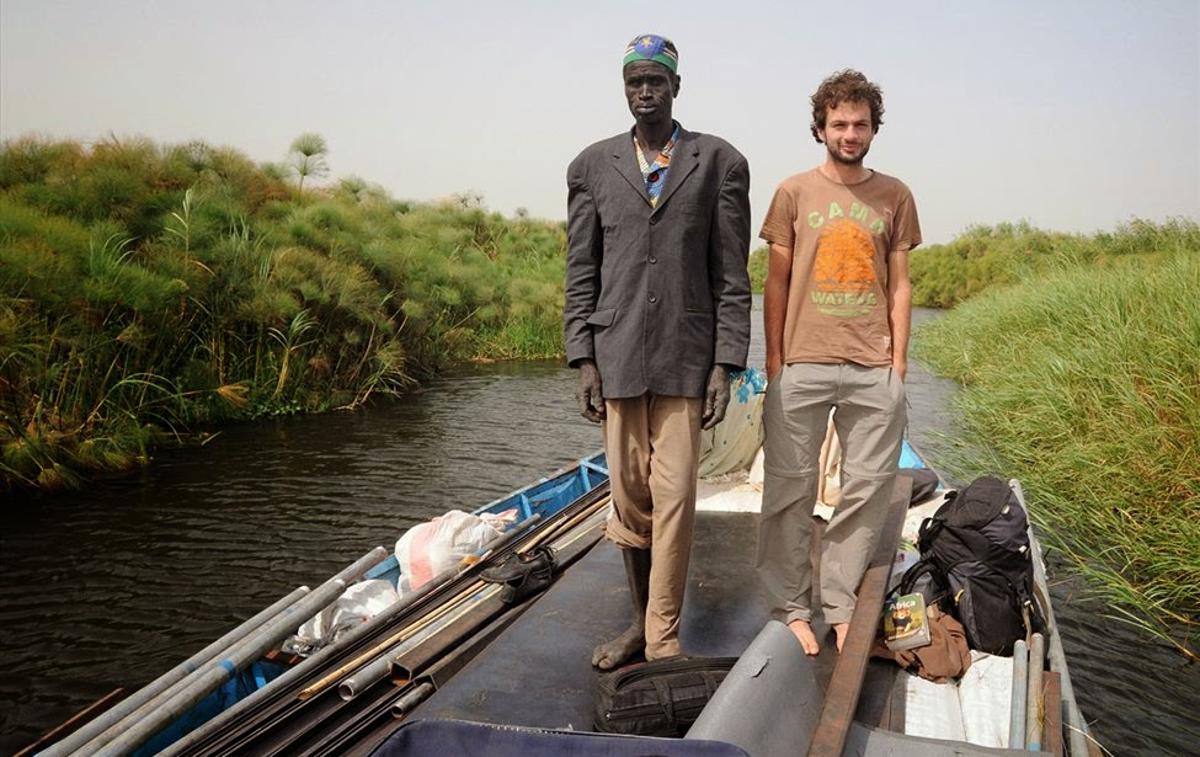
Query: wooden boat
[{"left": 29, "top": 440, "right": 1099, "bottom": 756}]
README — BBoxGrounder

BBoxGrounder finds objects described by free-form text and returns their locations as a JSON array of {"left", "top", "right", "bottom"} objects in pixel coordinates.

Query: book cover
[{"left": 883, "top": 592, "right": 932, "bottom": 651}]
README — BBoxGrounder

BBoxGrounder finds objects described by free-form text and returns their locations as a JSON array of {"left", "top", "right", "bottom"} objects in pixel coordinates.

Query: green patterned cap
[{"left": 623, "top": 34, "right": 678, "bottom": 73}]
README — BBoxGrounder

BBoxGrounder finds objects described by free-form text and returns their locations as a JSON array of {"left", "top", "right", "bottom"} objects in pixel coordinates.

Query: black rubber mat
[{"left": 416, "top": 511, "right": 768, "bottom": 729}]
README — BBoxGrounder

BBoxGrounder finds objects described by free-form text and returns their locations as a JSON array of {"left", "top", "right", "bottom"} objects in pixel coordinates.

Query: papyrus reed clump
[{"left": 0, "top": 136, "right": 567, "bottom": 492}]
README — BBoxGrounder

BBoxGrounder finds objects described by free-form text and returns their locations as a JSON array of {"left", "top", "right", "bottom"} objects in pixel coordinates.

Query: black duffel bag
[{"left": 594, "top": 655, "right": 738, "bottom": 737}]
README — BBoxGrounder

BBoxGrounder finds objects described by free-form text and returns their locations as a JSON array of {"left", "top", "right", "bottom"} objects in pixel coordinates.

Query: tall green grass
[
  {"left": 909, "top": 219, "right": 1199, "bottom": 307},
  {"left": 1, "top": 136, "right": 567, "bottom": 492},
  {"left": 915, "top": 249, "right": 1200, "bottom": 657}
]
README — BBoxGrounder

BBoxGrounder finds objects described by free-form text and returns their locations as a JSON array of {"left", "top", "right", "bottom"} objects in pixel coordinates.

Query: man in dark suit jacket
[{"left": 564, "top": 34, "right": 751, "bottom": 669}]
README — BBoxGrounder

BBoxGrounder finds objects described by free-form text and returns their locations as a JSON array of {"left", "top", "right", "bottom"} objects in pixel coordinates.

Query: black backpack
[{"left": 897, "top": 475, "right": 1045, "bottom": 655}]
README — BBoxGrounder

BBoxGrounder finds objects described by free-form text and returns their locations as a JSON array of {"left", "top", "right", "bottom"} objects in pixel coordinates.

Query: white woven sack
[{"left": 395, "top": 509, "right": 513, "bottom": 592}]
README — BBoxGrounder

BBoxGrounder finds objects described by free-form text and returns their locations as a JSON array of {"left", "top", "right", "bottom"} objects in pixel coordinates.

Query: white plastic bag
[
  {"left": 286, "top": 578, "right": 399, "bottom": 655},
  {"left": 395, "top": 509, "right": 515, "bottom": 592}
]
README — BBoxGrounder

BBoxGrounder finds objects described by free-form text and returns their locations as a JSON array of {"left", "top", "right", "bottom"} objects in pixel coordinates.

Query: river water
[{"left": 2, "top": 306, "right": 1197, "bottom": 755}]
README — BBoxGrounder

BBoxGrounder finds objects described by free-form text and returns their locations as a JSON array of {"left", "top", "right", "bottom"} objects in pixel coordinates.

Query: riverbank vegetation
[
  {"left": 912, "top": 220, "right": 1199, "bottom": 657},
  {"left": 909, "top": 218, "right": 1198, "bottom": 307},
  {"left": 1, "top": 136, "right": 566, "bottom": 492},
  {"left": 748, "top": 245, "right": 767, "bottom": 291}
]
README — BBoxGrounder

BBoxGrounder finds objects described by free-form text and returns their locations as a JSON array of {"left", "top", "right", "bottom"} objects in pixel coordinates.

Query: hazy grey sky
[{"left": 2, "top": 0, "right": 1197, "bottom": 244}]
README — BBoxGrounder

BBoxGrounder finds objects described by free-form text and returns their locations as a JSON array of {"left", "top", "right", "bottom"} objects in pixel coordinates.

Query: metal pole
[
  {"left": 1009, "top": 639, "right": 1029, "bottom": 749},
  {"left": 82, "top": 547, "right": 386, "bottom": 757},
  {"left": 165, "top": 497, "right": 607, "bottom": 756},
  {"left": 1026, "top": 633, "right": 1046, "bottom": 751},
  {"left": 390, "top": 682, "right": 435, "bottom": 718},
  {"left": 338, "top": 584, "right": 502, "bottom": 699},
  {"left": 1011, "top": 479, "right": 1090, "bottom": 756},
  {"left": 309, "top": 579, "right": 484, "bottom": 699},
  {"left": 15, "top": 688, "right": 125, "bottom": 757},
  {"left": 156, "top": 514, "right": 545, "bottom": 757},
  {"left": 300, "top": 498, "right": 610, "bottom": 700},
  {"left": 37, "top": 585, "right": 309, "bottom": 757}
]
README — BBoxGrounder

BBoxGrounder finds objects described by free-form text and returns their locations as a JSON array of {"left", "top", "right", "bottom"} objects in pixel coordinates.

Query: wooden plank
[
  {"left": 807, "top": 475, "right": 912, "bottom": 757},
  {"left": 13, "top": 688, "right": 126, "bottom": 757},
  {"left": 1043, "top": 671, "right": 1064, "bottom": 757}
]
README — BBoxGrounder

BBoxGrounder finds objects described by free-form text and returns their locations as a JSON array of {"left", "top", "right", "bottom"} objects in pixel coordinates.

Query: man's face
[
  {"left": 818, "top": 100, "right": 875, "bottom": 166},
  {"left": 623, "top": 60, "right": 679, "bottom": 126}
]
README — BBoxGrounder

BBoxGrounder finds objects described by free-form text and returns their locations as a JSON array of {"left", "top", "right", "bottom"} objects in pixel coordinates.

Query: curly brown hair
[{"left": 810, "top": 69, "right": 884, "bottom": 143}]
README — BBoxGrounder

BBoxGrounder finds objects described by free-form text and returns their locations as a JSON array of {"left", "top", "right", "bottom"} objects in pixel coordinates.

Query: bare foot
[
  {"left": 833, "top": 622, "right": 850, "bottom": 653},
  {"left": 592, "top": 623, "right": 645, "bottom": 670},
  {"left": 787, "top": 619, "right": 820, "bottom": 655}
]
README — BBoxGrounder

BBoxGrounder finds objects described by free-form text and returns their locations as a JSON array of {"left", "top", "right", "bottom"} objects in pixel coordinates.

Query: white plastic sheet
[
  {"left": 903, "top": 674, "right": 966, "bottom": 741},
  {"left": 958, "top": 650, "right": 1014, "bottom": 747}
]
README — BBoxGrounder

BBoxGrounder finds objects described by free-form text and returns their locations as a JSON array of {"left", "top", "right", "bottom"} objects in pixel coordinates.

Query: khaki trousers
[
  {"left": 757, "top": 363, "right": 905, "bottom": 625},
  {"left": 602, "top": 394, "right": 703, "bottom": 659}
]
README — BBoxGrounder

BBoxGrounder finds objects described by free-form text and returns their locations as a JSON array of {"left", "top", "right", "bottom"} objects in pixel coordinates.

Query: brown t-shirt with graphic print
[{"left": 760, "top": 168, "right": 921, "bottom": 368}]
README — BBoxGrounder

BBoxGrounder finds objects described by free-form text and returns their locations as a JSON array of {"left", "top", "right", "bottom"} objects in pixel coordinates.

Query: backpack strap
[
  {"left": 893, "top": 557, "right": 942, "bottom": 600},
  {"left": 917, "top": 515, "right": 945, "bottom": 554}
]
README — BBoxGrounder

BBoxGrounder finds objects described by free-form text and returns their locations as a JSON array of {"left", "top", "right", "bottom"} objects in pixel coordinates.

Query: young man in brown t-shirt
[{"left": 756, "top": 69, "right": 921, "bottom": 655}]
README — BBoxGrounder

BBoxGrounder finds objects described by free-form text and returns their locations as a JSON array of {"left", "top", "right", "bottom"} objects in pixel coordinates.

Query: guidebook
[{"left": 882, "top": 592, "right": 932, "bottom": 651}]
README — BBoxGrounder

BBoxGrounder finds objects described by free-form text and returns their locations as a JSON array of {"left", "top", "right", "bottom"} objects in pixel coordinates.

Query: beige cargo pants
[
  {"left": 602, "top": 394, "right": 703, "bottom": 659},
  {"left": 756, "top": 363, "right": 905, "bottom": 625}
]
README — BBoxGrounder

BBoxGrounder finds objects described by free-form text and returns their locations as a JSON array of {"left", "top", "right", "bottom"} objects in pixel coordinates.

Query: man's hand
[
  {"left": 766, "top": 356, "right": 783, "bottom": 385},
  {"left": 702, "top": 364, "right": 731, "bottom": 430},
  {"left": 575, "top": 360, "right": 605, "bottom": 423},
  {"left": 892, "top": 358, "right": 907, "bottom": 383}
]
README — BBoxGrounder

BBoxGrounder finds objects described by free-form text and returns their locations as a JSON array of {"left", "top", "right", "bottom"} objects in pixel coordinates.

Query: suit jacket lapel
[
  {"left": 610, "top": 135, "right": 652, "bottom": 207},
  {"left": 652, "top": 128, "right": 699, "bottom": 215}
]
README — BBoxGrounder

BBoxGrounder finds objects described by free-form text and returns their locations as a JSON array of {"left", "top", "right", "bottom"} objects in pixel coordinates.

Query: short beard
[{"left": 827, "top": 141, "right": 869, "bottom": 166}]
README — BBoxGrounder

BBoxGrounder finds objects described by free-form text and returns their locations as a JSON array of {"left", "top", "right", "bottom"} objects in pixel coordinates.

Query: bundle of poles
[
  {"left": 170, "top": 487, "right": 612, "bottom": 757},
  {"left": 36, "top": 481, "right": 612, "bottom": 757}
]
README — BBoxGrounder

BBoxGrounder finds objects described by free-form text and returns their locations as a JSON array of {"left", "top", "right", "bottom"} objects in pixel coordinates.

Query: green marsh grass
[
  {"left": 1, "top": 136, "right": 568, "bottom": 492},
  {"left": 909, "top": 219, "right": 1199, "bottom": 307},
  {"left": 915, "top": 248, "right": 1200, "bottom": 657}
]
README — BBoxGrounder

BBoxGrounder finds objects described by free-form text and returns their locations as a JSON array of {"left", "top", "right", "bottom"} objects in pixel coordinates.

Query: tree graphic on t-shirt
[{"left": 811, "top": 219, "right": 878, "bottom": 317}]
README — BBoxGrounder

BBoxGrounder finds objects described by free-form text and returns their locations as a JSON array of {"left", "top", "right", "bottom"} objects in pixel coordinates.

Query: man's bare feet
[
  {"left": 592, "top": 623, "right": 645, "bottom": 670},
  {"left": 833, "top": 622, "right": 850, "bottom": 653},
  {"left": 787, "top": 619, "right": 820, "bottom": 655}
]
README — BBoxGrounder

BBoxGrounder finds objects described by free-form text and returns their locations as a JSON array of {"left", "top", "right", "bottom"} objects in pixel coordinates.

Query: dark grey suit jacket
[{"left": 564, "top": 126, "right": 751, "bottom": 399}]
